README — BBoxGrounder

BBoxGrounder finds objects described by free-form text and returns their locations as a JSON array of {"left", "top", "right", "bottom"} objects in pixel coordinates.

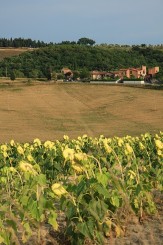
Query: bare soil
[
  {"left": 26, "top": 191, "right": 163, "bottom": 245},
  {"left": 0, "top": 82, "right": 162, "bottom": 143},
  {"left": 108, "top": 191, "right": 163, "bottom": 245}
]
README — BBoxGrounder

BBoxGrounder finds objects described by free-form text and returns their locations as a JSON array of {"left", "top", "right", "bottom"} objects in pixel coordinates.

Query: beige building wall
[
  {"left": 148, "top": 67, "right": 159, "bottom": 75},
  {"left": 131, "top": 70, "right": 139, "bottom": 78},
  {"left": 119, "top": 69, "right": 130, "bottom": 78},
  {"left": 130, "top": 66, "right": 146, "bottom": 78},
  {"left": 141, "top": 65, "right": 147, "bottom": 76}
]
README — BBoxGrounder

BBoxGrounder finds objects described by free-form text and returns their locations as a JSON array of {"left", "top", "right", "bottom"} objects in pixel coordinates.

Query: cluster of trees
[
  {"left": 0, "top": 39, "right": 162, "bottom": 82},
  {"left": 0, "top": 38, "right": 51, "bottom": 48},
  {"left": 1, "top": 37, "right": 163, "bottom": 49},
  {"left": 0, "top": 37, "right": 96, "bottom": 48}
]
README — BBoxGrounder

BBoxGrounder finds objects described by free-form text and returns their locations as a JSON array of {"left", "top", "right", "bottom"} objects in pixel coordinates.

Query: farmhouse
[
  {"left": 148, "top": 66, "right": 159, "bottom": 76},
  {"left": 117, "top": 65, "right": 147, "bottom": 79},
  {"left": 91, "top": 65, "right": 159, "bottom": 80},
  {"left": 61, "top": 67, "right": 73, "bottom": 80},
  {"left": 91, "top": 71, "right": 114, "bottom": 80}
]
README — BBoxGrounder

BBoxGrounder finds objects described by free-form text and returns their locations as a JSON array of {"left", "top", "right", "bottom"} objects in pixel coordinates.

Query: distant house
[
  {"left": 148, "top": 67, "right": 159, "bottom": 77},
  {"left": 91, "top": 65, "right": 159, "bottom": 81},
  {"left": 117, "top": 65, "right": 160, "bottom": 79},
  {"left": 118, "top": 68, "right": 130, "bottom": 78},
  {"left": 144, "top": 66, "right": 159, "bottom": 83},
  {"left": 118, "top": 65, "right": 147, "bottom": 79},
  {"left": 91, "top": 71, "right": 114, "bottom": 80},
  {"left": 61, "top": 68, "right": 73, "bottom": 75},
  {"left": 61, "top": 68, "right": 73, "bottom": 80}
]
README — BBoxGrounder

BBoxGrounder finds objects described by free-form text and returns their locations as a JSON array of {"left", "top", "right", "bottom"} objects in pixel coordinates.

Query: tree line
[
  {"left": 0, "top": 37, "right": 163, "bottom": 49},
  {"left": 0, "top": 37, "right": 96, "bottom": 48},
  {"left": 0, "top": 38, "right": 51, "bottom": 48}
]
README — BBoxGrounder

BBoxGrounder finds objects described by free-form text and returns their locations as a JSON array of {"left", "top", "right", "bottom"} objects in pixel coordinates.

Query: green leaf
[
  {"left": 37, "top": 174, "right": 46, "bottom": 185},
  {"left": 111, "top": 196, "right": 120, "bottom": 207},
  {"left": 23, "top": 222, "right": 32, "bottom": 234},
  {"left": 6, "top": 219, "right": 17, "bottom": 231},
  {"left": 109, "top": 172, "right": 125, "bottom": 192},
  {"left": 28, "top": 199, "right": 40, "bottom": 221},
  {"left": 66, "top": 205, "right": 76, "bottom": 219},
  {"left": 135, "top": 184, "right": 142, "bottom": 196},
  {"left": 88, "top": 199, "right": 107, "bottom": 221},
  {"left": 96, "top": 172, "right": 109, "bottom": 187},
  {"left": 22, "top": 222, "right": 32, "bottom": 242},
  {"left": 95, "top": 230, "right": 104, "bottom": 245},
  {"left": 20, "top": 195, "right": 29, "bottom": 206},
  {"left": 48, "top": 211, "right": 58, "bottom": 230},
  {"left": 76, "top": 180, "right": 86, "bottom": 195},
  {"left": 38, "top": 195, "right": 46, "bottom": 213},
  {"left": 94, "top": 183, "right": 110, "bottom": 198},
  {"left": 77, "top": 221, "right": 93, "bottom": 239}
]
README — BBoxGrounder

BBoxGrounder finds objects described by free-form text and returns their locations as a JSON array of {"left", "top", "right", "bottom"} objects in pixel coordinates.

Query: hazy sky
[{"left": 0, "top": 0, "right": 162, "bottom": 44}]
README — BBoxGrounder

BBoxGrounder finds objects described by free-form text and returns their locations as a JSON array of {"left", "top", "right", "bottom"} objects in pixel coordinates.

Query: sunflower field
[{"left": 0, "top": 132, "right": 162, "bottom": 245}]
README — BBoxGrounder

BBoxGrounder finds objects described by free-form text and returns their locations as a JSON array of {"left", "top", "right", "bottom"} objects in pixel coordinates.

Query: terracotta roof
[
  {"left": 119, "top": 68, "right": 129, "bottom": 71},
  {"left": 129, "top": 68, "right": 142, "bottom": 71},
  {"left": 61, "top": 68, "right": 72, "bottom": 74},
  {"left": 91, "top": 71, "right": 112, "bottom": 75}
]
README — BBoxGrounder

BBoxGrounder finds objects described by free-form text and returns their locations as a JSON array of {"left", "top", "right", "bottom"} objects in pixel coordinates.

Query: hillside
[
  {"left": 0, "top": 48, "right": 33, "bottom": 61},
  {"left": 0, "top": 44, "right": 162, "bottom": 81}
]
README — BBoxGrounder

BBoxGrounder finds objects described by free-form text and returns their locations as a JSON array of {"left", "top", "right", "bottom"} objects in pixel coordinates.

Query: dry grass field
[
  {"left": 0, "top": 82, "right": 162, "bottom": 143},
  {"left": 0, "top": 47, "right": 33, "bottom": 61}
]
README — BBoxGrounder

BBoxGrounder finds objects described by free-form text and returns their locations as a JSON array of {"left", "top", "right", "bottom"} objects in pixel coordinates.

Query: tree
[
  {"left": 51, "top": 71, "right": 57, "bottom": 80},
  {"left": 57, "top": 73, "right": 64, "bottom": 80},
  {"left": 155, "top": 71, "right": 163, "bottom": 84},
  {"left": 79, "top": 68, "right": 90, "bottom": 80},
  {"left": 77, "top": 37, "right": 95, "bottom": 46},
  {"left": 10, "top": 70, "right": 16, "bottom": 80},
  {"left": 73, "top": 71, "right": 80, "bottom": 80},
  {"left": 44, "top": 67, "right": 52, "bottom": 80},
  {"left": 29, "top": 69, "right": 39, "bottom": 79},
  {"left": 46, "top": 70, "right": 52, "bottom": 80},
  {"left": 14, "top": 69, "right": 25, "bottom": 78},
  {"left": 141, "top": 44, "right": 146, "bottom": 47}
]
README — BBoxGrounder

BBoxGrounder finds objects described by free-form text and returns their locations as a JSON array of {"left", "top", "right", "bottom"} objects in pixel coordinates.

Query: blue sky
[{"left": 0, "top": 0, "right": 162, "bottom": 45}]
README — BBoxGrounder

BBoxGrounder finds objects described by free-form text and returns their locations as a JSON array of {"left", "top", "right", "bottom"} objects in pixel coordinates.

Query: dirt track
[{"left": 0, "top": 83, "right": 162, "bottom": 143}]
